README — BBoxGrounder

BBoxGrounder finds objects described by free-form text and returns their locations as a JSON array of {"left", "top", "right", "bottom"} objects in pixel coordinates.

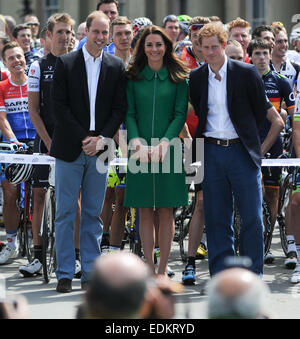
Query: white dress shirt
[
  {"left": 204, "top": 56, "right": 239, "bottom": 139},
  {"left": 82, "top": 44, "right": 103, "bottom": 131}
]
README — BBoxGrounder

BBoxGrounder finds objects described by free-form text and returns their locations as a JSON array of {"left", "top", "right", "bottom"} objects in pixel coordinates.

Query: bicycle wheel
[
  {"left": 262, "top": 199, "right": 273, "bottom": 254},
  {"left": 277, "top": 174, "right": 291, "bottom": 256},
  {"left": 17, "top": 211, "right": 26, "bottom": 257},
  {"left": 23, "top": 182, "right": 34, "bottom": 262},
  {"left": 177, "top": 197, "right": 195, "bottom": 262},
  {"left": 42, "top": 187, "right": 56, "bottom": 283},
  {"left": 129, "top": 208, "right": 143, "bottom": 257}
]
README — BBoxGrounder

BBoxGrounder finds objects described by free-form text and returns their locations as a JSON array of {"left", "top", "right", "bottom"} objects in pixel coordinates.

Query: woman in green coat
[{"left": 124, "top": 25, "right": 190, "bottom": 275}]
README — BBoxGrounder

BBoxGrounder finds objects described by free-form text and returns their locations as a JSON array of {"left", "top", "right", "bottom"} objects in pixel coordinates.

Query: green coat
[{"left": 124, "top": 65, "right": 188, "bottom": 208}]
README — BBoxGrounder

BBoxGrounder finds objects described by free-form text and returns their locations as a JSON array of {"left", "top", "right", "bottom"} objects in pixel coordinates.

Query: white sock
[
  {"left": 287, "top": 235, "right": 297, "bottom": 253},
  {"left": 6, "top": 230, "right": 18, "bottom": 249}
]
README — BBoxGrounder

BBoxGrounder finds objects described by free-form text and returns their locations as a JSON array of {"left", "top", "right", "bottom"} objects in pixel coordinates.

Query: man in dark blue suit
[{"left": 189, "top": 23, "right": 268, "bottom": 276}]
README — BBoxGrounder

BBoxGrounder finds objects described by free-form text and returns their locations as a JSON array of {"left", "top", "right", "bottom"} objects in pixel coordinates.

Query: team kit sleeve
[
  {"left": 27, "top": 61, "right": 41, "bottom": 93},
  {"left": 279, "top": 76, "right": 296, "bottom": 111}
]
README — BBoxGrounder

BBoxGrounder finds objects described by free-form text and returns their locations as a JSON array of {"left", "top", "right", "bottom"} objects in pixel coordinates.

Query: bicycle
[
  {"left": 40, "top": 164, "right": 57, "bottom": 283},
  {"left": 173, "top": 186, "right": 196, "bottom": 262},
  {"left": 122, "top": 207, "right": 143, "bottom": 257},
  {"left": 0, "top": 142, "right": 35, "bottom": 263},
  {"left": 277, "top": 164, "right": 299, "bottom": 257}
]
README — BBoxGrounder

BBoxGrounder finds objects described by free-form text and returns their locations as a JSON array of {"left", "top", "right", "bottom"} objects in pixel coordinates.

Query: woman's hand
[
  {"left": 130, "top": 138, "right": 150, "bottom": 163},
  {"left": 149, "top": 140, "right": 170, "bottom": 163}
]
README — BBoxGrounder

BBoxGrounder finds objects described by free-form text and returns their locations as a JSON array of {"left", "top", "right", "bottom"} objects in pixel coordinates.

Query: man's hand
[
  {"left": 9, "top": 137, "right": 28, "bottom": 150},
  {"left": 82, "top": 136, "right": 102, "bottom": 157}
]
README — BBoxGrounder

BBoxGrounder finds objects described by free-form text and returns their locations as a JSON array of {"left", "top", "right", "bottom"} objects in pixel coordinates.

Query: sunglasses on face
[
  {"left": 26, "top": 23, "right": 39, "bottom": 27},
  {"left": 189, "top": 24, "right": 204, "bottom": 31}
]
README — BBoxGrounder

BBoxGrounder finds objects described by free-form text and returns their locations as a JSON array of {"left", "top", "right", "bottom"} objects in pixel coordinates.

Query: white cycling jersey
[{"left": 270, "top": 58, "right": 300, "bottom": 93}]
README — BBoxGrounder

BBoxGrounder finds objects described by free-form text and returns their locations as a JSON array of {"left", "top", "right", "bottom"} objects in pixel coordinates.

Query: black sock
[
  {"left": 187, "top": 256, "right": 196, "bottom": 268},
  {"left": 75, "top": 248, "right": 80, "bottom": 261},
  {"left": 34, "top": 246, "right": 42, "bottom": 262}
]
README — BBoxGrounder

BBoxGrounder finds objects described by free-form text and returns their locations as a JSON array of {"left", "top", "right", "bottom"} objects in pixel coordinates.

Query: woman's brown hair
[{"left": 126, "top": 25, "right": 189, "bottom": 83}]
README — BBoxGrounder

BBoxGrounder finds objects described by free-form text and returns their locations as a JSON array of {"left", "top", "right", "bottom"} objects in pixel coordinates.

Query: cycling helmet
[
  {"left": 132, "top": 17, "right": 152, "bottom": 34},
  {"left": 5, "top": 163, "right": 34, "bottom": 185},
  {"left": 177, "top": 15, "right": 192, "bottom": 23},
  {"left": 290, "top": 28, "right": 300, "bottom": 44}
]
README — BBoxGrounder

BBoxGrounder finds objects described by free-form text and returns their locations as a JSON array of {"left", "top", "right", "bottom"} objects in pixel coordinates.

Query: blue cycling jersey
[
  {"left": 260, "top": 69, "right": 295, "bottom": 141},
  {"left": 77, "top": 37, "right": 116, "bottom": 54}
]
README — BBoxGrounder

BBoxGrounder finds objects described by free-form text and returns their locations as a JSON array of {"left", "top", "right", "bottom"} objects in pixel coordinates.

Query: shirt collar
[
  {"left": 208, "top": 56, "right": 228, "bottom": 79},
  {"left": 142, "top": 64, "right": 169, "bottom": 81},
  {"left": 262, "top": 67, "right": 271, "bottom": 77},
  {"left": 82, "top": 43, "right": 103, "bottom": 62}
]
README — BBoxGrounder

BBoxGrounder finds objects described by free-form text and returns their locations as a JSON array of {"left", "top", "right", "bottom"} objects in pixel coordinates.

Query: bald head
[
  {"left": 85, "top": 252, "right": 150, "bottom": 318},
  {"left": 226, "top": 40, "right": 244, "bottom": 62},
  {"left": 94, "top": 252, "right": 149, "bottom": 287},
  {"left": 207, "top": 268, "right": 270, "bottom": 319}
]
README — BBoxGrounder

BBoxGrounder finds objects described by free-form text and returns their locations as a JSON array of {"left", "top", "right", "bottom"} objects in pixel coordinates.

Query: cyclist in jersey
[
  {"left": 162, "top": 15, "right": 180, "bottom": 44},
  {"left": 225, "top": 39, "right": 244, "bottom": 62},
  {"left": 181, "top": 17, "right": 211, "bottom": 285},
  {"left": 0, "top": 42, "right": 36, "bottom": 265},
  {"left": 271, "top": 24, "right": 300, "bottom": 94},
  {"left": 252, "top": 25, "right": 276, "bottom": 51},
  {"left": 287, "top": 28, "right": 300, "bottom": 64},
  {"left": 18, "top": 13, "right": 81, "bottom": 277},
  {"left": 103, "top": 16, "right": 132, "bottom": 252},
  {"left": 181, "top": 17, "right": 211, "bottom": 142},
  {"left": 12, "top": 24, "right": 40, "bottom": 75},
  {"left": 248, "top": 39, "right": 294, "bottom": 264},
  {"left": 227, "top": 17, "right": 251, "bottom": 63},
  {"left": 77, "top": 0, "right": 119, "bottom": 54},
  {"left": 290, "top": 93, "right": 300, "bottom": 283}
]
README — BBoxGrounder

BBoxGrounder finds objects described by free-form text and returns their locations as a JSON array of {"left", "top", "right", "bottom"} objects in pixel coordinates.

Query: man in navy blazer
[
  {"left": 51, "top": 10, "right": 126, "bottom": 292},
  {"left": 189, "top": 23, "right": 267, "bottom": 277}
]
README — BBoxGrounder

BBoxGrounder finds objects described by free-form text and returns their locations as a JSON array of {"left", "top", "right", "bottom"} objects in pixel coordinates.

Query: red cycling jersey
[
  {"left": 181, "top": 47, "right": 200, "bottom": 138},
  {"left": 0, "top": 78, "right": 35, "bottom": 140}
]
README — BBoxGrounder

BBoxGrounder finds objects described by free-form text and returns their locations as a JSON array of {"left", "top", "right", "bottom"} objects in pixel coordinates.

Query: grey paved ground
[{"left": 1, "top": 226, "right": 300, "bottom": 319}]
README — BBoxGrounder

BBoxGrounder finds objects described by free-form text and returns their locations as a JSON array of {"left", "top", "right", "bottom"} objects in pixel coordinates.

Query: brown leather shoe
[{"left": 56, "top": 278, "right": 72, "bottom": 293}]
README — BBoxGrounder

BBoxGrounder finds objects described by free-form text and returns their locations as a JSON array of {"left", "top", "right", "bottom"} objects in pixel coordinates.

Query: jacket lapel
[
  {"left": 96, "top": 52, "right": 108, "bottom": 98},
  {"left": 77, "top": 49, "right": 90, "bottom": 113},
  {"left": 202, "top": 65, "right": 209, "bottom": 113},
  {"left": 226, "top": 58, "right": 235, "bottom": 114}
]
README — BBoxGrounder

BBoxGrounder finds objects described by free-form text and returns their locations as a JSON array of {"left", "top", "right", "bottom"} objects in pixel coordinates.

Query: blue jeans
[
  {"left": 202, "top": 142, "right": 264, "bottom": 276},
  {"left": 55, "top": 152, "right": 108, "bottom": 282}
]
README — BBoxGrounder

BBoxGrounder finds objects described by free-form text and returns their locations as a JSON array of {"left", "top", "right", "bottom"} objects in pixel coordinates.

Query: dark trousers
[{"left": 202, "top": 141, "right": 264, "bottom": 276}]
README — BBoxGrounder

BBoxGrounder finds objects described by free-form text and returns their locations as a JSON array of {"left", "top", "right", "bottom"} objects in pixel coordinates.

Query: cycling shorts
[
  {"left": 262, "top": 137, "right": 283, "bottom": 188},
  {"left": 107, "top": 165, "right": 126, "bottom": 189},
  {"left": 31, "top": 135, "right": 50, "bottom": 189},
  {"left": 107, "top": 146, "right": 126, "bottom": 189}
]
